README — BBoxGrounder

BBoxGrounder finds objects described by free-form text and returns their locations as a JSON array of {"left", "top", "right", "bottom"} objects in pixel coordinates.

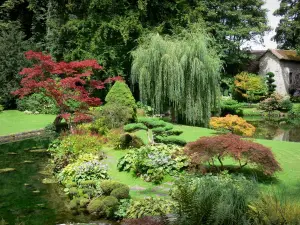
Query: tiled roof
[{"left": 269, "top": 49, "right": 300, "bottom": 62}]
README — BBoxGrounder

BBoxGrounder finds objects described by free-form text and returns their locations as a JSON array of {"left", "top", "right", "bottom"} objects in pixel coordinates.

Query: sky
[{"left": 247, "top": 0, "right": 281, "bottom": 50}]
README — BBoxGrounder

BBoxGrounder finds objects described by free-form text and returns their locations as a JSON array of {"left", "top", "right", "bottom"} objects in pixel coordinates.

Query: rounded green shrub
[
  {"left": 100, "top": 180, "right": 127, "bottom": 195},
  {"left": 105, "top": 81, "right": 137, "bottom": 121},
  {"left": 155, "top": 136, "right": 187, "bottom": 146},
  {"left": 79, "top": 198, "right": 90, "bottom": 208},
  {"left": 110, "top": 186, "right": 130, "bottom": 200},
  {"left": 124, "top": 123, "right": 147, "bottom": 132},
  {"left": 119, "top": 133, "right": 144, "bottom": 149},
  {"left": 69, "top": 198, "right": 78, "bottom": 210},
  {"left": 87, "top": 196, "right": 119, "bottom": 218}
]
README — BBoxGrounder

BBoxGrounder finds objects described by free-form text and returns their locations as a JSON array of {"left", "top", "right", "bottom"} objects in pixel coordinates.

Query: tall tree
[
  {"left": 131, "top": 26, "right": 221, "bottom": 127},
  {"left": 274, "top": 0, "right": 300, "bottom": 51},
  {"left": 0, "top": 25, "right": 30, "bottom": 108},
  {"left": 194, "top": 0, "right": 270, "bottom": 75}
]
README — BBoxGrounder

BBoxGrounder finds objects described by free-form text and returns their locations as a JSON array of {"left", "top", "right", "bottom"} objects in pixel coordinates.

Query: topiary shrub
[
  {"left": 87, "top": 196, "right": 119, "bottom": 218},
  {"left": 100, "top": 180, "right": 128, "bottom": 195},
  {"left": 220, "top": 97, "right": 243, "bottom": 116},
  {"left": 184, "top": 133, "right": 281, "bottom": 176},
  {"left": 259, "top": 93, "right": 293, "bottom": 116},
  {"left": 104, "top": 81, "right": 137, "bottom": 122},
  {"left": 154, "top": 136, "right": 187, "bottom": 146},
  {"left": 110, "top": 186, "right": 130, "bottom": 200},
  {"left": 266, "top": 72, "right": 276, "bottom": 96},
  {"left": 124, "top": 123, "right": 148, "bottom": 132},
  {"left": 101, "top": 104, "right": 134, "bottom": 129}
]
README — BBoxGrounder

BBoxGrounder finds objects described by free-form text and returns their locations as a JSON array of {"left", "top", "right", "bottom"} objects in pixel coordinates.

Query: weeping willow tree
[{"left": 131, "top": 27, "right": 222, "bottom": 127}]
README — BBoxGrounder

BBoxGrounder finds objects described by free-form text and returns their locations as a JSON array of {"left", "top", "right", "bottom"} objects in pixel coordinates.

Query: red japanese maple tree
[
  {"left": 184, "top": 133, "right": 281, "bottom": 176},
  {"left": 13, "top": 50, "right": 122, "bottom": 127}
]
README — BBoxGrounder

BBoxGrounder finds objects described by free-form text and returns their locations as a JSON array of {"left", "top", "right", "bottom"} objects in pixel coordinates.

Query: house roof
[{"left": 265, "top": 49, "right": 300, "bottom": 62}]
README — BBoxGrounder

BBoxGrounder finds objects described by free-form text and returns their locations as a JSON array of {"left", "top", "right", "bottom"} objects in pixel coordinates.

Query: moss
[
  {"left": 87, "top": 196, "right": 119, "bottom": 218},
  {"left": 69, "top": 198, "right": 78, "bottom": 210},
  {"left": 110, "top": 186, "right": 130, "bottom": 200},
  {"left": 100, "top": 180, "right": 127, "bottom": 195},
  {"left": 69, "top": 187, "right": 78, "bottom": 196}
]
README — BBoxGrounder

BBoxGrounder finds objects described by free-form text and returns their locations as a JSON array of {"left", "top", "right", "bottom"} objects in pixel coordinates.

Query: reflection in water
[
  {"left": 248, "top": 119, "right": 300, "bottom": 142},
  {"left": 0, "top": 138, "right": 117, "bottom": 225}
]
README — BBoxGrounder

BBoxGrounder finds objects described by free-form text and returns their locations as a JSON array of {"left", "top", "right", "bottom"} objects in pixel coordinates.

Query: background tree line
[{"left": 0, "top": 0, "right": 298, "bottom": 109}]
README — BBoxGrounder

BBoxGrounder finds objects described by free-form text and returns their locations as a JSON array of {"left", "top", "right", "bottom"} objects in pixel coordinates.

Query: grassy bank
[{"left": 0, "top": 110, "right": 55, "bottom": 136}]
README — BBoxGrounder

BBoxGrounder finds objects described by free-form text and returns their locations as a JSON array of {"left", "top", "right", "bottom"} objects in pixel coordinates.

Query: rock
[
  {"left": 42, "top": 178, "right": 57, "bottom": 184},
  {"left": 0, "top": 168, "right": 16, "bottom": 174},
  {"left": 24, "top": 183, "right": 31, "bottom": 187},
  {"left": 36, "top": 203, "right": 46, "bottom": 208},
  {"left": 29, "top": 149, "right": 47, "bottom": 153},
  {"left": 32, "top": 190, "right": 40, "bottom": 194},
  {"left": 7, "top": 152, "right": 17, "bottom": 155},
  {"left": 23, "top": 160, "right": 34, "bottom": 164}
]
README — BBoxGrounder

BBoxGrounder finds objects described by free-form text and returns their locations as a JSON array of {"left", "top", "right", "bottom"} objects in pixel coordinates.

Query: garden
[{"left": 1, "top": 1, "right": 300, "bottom": 224}]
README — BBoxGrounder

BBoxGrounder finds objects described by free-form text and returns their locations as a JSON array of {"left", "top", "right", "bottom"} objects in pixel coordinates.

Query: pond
[
  {"left": 246, "top": 118, "right": 300, "bottom": 142},
  {"left": 0, "top": 138, "right": 117, "bottom": 225}
]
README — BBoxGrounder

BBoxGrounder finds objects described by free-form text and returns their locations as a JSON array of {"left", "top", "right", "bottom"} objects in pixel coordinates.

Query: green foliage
[
  {"left": 105, "top": 81, "right": 137, "bottom": 122},
  {"left": 124, "top": 123, "right": 147, "bottom": 132},
  {"left": 220, "top": 97, "right": 243, "bottom": 116},
  {"left": 136, "top": 102, "right": 153, "bottom": 117},
  {"left": 57, "top": 156, "right": 109, "bottom": 184},
  {"left": 87, "top": 196, "right": 119, "bottom": 218},
  {"left": 266, "top": 72, "right": 276, "bottom": 96},
  {"left": 171, "top": 174, "right": 257, "bottom": 225},
  {"left": 117, "top": 144, "right": 189, "bottom": 184},
  {"left": 99, "top": 180, "right": 128, "bottom": 196},
  {"left": 274, "top": 0, "right": 300, "bottom": 49},
  {"left": 131, "top": 27, "right": 221, "bottom": 127},
  {"left": 110, "top": 186, "right": 130, "bottom": 200},
  {"left": 17, "top": 93, "right": 59, "bottom": 114},
  {"left": 0, "top": 24, "right": 30, "bottom": 108},
  {"left": 48, "top": 134, "right": 103, "bottom": 162},
  {"left": 101, "top": 104, "right": 134, "bottom": 129},
  {"left": 0, "top": 104, "right": 3, "bottom": 112},
  {"left": 126, "top": 197, "right": 176, "bottom": 219},
  {"left": 249, "top": 192, "right": 300, "bottom": 225},
  {"left": 154, "top": 136, "right": 187, "bottom": 147},
  {"left": 289, "top": 104, "right": 300, "bottom": 117}
]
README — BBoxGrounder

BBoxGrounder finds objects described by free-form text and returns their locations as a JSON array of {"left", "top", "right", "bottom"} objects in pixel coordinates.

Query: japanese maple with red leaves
[
  {"left": 13, "top": 51, "right": 122, "bottom": 128},
  {"left": 184, "top": 133, "right": 281, "bottom": 176}
]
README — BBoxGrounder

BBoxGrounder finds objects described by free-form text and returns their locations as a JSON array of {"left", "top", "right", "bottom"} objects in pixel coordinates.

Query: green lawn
[
  {"left": 0, "top": 110, "right": 55, "bottom": 136},
  {"left": 133, "top": 124, "right": 300, "bottom": 197}
]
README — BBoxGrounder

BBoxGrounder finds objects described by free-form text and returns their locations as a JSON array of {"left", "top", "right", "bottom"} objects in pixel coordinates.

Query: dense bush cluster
[
  {"left": 17, "top": 93, "right": 59, "bottom": 114},
  {"left": 185, "top": 133, "right": 281, "bottom": 176},
  {"left": 49, "top": 134, "right": 130, "bottom": 218},
  {"left": 118, "top": 145, "right": 189, "bottom": 183},
  {"left": 210, "top": 114, "right": 256, "bottom": 137}
]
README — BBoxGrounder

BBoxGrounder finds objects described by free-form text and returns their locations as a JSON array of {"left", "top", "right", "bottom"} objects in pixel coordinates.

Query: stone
[
  {"left": 0, "top": 168, "right": 16, "bottom": 174},
  {"left": 29, "top": 149, "right": 47, "bottom": 153},
  {"left": 23, "top": 160, "right": 34, "bottom": 164},
  {"left": 42, "top": 178, "right": 57, "bottom": 184},
  {"left": 32, "top": 190, "right": 40, "bottom": 194},
  {"left": 7, "top": 152, "right": 17, "bottom": 155}
]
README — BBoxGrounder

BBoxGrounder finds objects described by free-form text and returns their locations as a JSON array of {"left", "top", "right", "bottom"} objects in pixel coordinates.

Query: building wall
[
  {"left": 281, "top": 61, "right": 300, "bottom": 94},
  {"left": 259, "top": 52, "right": 288, "bottom": 95}
]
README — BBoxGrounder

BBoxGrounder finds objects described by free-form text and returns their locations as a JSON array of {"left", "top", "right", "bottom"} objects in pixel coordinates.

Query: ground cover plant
[
  {"left": 184, "top": 133, "right": 281, "bottom": 175},
  {"left": 117, "top": 144, "right": 189, "bottom": 184}
]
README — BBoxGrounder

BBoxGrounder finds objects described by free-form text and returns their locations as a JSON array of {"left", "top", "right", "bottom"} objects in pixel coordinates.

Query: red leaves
[
  {"left": 185, "top": 133, "right": 281, "bottom": 176},
  {"left": 13, "top": 51, "right": 123, "bottom": 125}
]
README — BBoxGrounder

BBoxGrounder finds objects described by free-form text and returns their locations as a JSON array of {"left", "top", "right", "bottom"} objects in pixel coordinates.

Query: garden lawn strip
[{"left": 0, "top": 110, "right": 55, "bottom": 136}]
